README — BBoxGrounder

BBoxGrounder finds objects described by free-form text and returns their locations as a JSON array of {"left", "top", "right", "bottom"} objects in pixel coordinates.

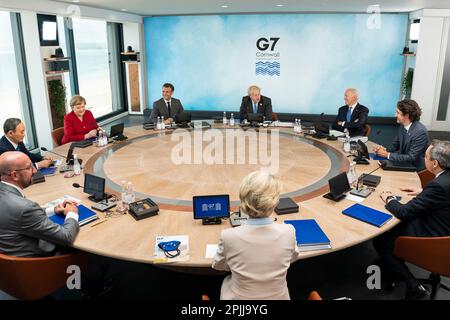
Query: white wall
[
  {"left": 0, "top": 1, "right": 143, "bottom": 148},
  {"left": 20, "top": 11, "right": 53, "bottom": 149},
  {"left": 0, "top": 0, "right": 142, "bottom": 23},
  {"left": 411, "top": 9, "right": 450, "bottom": 131}
]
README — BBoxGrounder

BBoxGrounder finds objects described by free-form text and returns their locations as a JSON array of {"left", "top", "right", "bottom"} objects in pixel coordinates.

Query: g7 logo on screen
[{"left": 256, "top": 37, "right": 280, "bottom": 51}]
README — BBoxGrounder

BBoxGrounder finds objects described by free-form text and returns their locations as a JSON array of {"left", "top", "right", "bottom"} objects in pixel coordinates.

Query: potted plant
[
  {"left": 48, "top": 79, "right": 67, "bottom": 128},
  {"left": 401, "top": 69, "right": 414, "bottom": 99}
]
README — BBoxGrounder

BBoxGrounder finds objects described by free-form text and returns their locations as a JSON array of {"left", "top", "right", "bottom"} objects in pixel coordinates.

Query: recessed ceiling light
[
  {"left": 276, "top": 4, "right": 284, "bottom": 7},
  {"left": 121, "top": 9, "right": 127, "bottom": 11},
  {"left": 221, "top": 5, "right": 229, "bottom": 8},
  {"left": 72, "top": 0, "right": 80, "bottom": 3}
]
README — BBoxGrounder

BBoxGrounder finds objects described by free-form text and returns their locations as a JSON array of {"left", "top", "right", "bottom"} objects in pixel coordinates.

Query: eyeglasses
[
  {"left": 8, "top": 163, "right": 33, "bottom": 175},
  {"left": 158, "top": 241, "right": 181, "bottom": 258}
]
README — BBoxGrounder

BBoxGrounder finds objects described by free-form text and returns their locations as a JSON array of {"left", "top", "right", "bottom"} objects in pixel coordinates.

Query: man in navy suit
[
  {"left": 0, "top": 118, "right": 52, "bottom": 168},
  {"left": 375, "top": 139, "right": 450, "bottom": 299},
  {"left": 333, "top": 88, "right": 369, "bottom": 137},
  {"left": 239, "top": 85, "right": 273, "bottom": 121},
  {"left": 374, "top": 99, "right": 430, "bottom": 171}
]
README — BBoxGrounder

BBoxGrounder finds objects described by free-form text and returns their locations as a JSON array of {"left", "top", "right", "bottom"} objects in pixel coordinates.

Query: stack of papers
[
  {"left": 284, "top": 219, "right": 332, "bottom": 252},
  {"left": 42, "top": 195, "right": 81, "bottom": 209}
]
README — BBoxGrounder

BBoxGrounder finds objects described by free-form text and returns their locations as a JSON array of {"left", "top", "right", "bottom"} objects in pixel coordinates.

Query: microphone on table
[
  {"left": 351, "top": 161, "right": 387, "bottom": 198},
  {"left": 40, "top": 147, "right": 66, "bottom": 159}
]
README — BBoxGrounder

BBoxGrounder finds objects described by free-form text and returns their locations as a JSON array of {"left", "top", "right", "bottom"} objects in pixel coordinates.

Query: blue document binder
[
  {"left": 284, "top": 219, "right": 331, "bottom": 251},
  {"left": 49, "top": 204, "right": 98, "bottom": 226},
  {"left": 342, "top": 203, "right": 393, "bottom": 227},
  {"left": 369, "top": 153, "right": 387, "bottom": 161},
  {"left": 38, "top": 167, "right": 57, "bottom": 176}
]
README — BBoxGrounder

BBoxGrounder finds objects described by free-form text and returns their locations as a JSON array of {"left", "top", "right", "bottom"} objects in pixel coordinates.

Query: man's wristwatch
[{"left": 386, "top": 195, "right": 396, "bottom": 203}]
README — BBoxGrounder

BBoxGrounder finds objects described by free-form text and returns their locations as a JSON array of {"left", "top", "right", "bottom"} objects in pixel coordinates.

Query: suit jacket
[
  {"left": 0, "top": 182, "right": 79, "bottom": 258},
  {"left": 239, "top": 95, "right": 273, "bottom": 121},
  {"left": 333, "top": 103, "right": 369, "bottom": 137},
  {"left": 0, "top": 135, "right": 43, "bottom": 164},
  {"left": 61, "top": 110, "right": 98, "bottom": 145},
  {"left": 386, "top": 170, "right": 450, "bottom": 237},
  {"left": 386, "top": 121, "right": 430, "bottom": 171},
  {"left": 212, "top": 221, "right": 298, "bottom": 300},
  {"left": 149, "top": 98, "right": 184, "bottom": 123}
]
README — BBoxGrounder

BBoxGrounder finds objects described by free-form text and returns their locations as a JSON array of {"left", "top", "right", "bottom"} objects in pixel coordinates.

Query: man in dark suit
[
  {"left": 333, "top": 88, "right": 369, "bottom": 137},
  {"left": 149, "top": 83, "right": 184, "bottom": 124},
  {"left": 0, "top": 118, "right": 52, "bottom": 168},
  {"left": 0, "top": 151, "right": 79, "bottom": 257},
  {"left": 239, "top": 85, "right": 273, "bottom": 121},
  {"left": 374, "top": 99, "right": 430, "bottom": 171},
  {"left": 375, "top": 139, "right": 450, "bottom": 299}
]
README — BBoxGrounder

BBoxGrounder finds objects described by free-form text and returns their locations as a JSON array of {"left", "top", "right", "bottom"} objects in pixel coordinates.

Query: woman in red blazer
[{"left": 61, "top": 95, "right": 101, "bottom": 145}]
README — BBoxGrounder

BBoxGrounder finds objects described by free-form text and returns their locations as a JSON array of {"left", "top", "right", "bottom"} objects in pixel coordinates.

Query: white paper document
[
  {"left": 205, "top": 244, "right": 219, "bottom": 258},
  {"left": 346, "top": 193, "right": 365, "bottom": 203}
]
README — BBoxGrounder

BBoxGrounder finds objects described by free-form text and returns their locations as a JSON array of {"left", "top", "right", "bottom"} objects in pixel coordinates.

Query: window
[
  {"left": 0, "top": 11, "right": 36, "bottom": 148},
  {"left": 72, "top": 18, "right": 113, "bottom": 118}
]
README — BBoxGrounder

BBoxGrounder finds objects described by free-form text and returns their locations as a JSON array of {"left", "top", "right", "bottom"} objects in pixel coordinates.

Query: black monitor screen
[
  {"left": 84, "top": 173, "right": 105, "bottom": 200},
  {"left": 66, "top": 144, "right": 74, "bottom": 164},
  {"left": 315, "top": 123, "right": 329, "bottom": 134},
  {"left": 110, "top": 123, "right": 124, "bottom": 138},
  {"left": 357, "top": 140, "right": 370, "bottom": 159},
  {"left": 193, "top": 195, "right": 230, "bottom": 219},
  {"left": 246, "top": 113, "right": 264, "bottom": 122},
  {"left": 175, "top": 111, "right": 192, "bottom": 123},
  {"left": 329, "top": 172, "right": 351, "bottom": 198}
]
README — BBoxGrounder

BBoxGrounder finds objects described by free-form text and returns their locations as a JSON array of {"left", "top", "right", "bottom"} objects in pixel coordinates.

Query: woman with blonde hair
[
  {"left": 212, "top": 170, "right": 298, "bottom": 299},
  {"left": 61, "top": 95, "right": 101, "bottom": 145}
]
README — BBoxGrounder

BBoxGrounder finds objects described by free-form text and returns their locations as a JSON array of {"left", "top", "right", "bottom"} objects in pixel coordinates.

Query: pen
[{"left": 90, "top": 219, "right": 107, "bottom": 228}]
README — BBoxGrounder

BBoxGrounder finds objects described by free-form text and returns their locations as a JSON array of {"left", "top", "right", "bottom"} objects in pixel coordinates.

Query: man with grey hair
[
  {"left": 0, "top": 118, "right": 53, "bottom": 168},
  {"left": 374, "top": 139, "right": 450, "bottom": 299},
  {"left": 333, "top": 88, "right": 369, "bottom": 137},
  {"left": 239, "top": 85, "right": 273, "bottom": 121},
  {"left": 0, "top": 151, "right": 79, "bottom": 257}
]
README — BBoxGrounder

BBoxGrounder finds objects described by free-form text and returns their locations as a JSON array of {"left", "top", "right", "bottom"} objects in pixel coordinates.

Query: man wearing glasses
[
  {"left": 0, "top": 151, "right": 79, "bottom": 257},
  {"left": 0, "top": 118, "right": 53, "bottom": 168}
]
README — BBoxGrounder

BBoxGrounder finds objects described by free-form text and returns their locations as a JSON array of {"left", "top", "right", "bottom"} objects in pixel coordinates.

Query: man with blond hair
[
  {"left": 239, "top": 85, "right": 273, "bottom": 121},
  {"left": 333, "top": 88, "right": 369, "bottom": 137}
]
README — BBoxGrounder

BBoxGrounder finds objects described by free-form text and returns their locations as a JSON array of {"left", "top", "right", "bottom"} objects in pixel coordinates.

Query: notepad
[
  {"left": 38, "top": 167, "right": 57, "bottom": 176},
  {"left": 49, "top": 204, "right": 98, "bottom": 227},
  {"left": 342, "top": 203, "right": 393, "bottom": 228},
  {"left": 284, "top": 219, "right": 332, "bottom": 252},
  {"left": 369, "top": 153, "right": 387, "bottom": 161}
]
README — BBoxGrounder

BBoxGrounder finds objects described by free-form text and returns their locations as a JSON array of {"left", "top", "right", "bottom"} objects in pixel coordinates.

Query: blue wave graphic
[{"left": 255, "top": 61, "right": 280, "bottom": 76}]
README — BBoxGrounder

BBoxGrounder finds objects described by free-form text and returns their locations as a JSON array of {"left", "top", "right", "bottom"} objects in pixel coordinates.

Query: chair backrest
[
  {"left": 364, "top": 124, "right": 371, "bottom": 137},
  {"left": 272, "top": 112, "right": 278, "bottom": 121},
  {"left": 0, "top": 251, "right": 88, "bottom": 299},
  {"left": 417, "top": 169, "right": 435, "bottom": 188},
  {"left": 394, "top": 236, "right": 450, "bottom": 277},
  {"left": 51, "top": 127, "right": 65, "bottom": 147}
]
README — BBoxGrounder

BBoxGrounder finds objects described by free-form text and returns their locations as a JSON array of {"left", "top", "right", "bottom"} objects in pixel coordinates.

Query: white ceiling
[{"left": 52, "top": 0, "right": 450, "bottom": 16}]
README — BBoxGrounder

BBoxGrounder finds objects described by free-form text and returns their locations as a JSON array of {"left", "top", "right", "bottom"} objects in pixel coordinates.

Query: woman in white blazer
[{"left": 212, "top": 171, "right": 299, "bottom": 300}]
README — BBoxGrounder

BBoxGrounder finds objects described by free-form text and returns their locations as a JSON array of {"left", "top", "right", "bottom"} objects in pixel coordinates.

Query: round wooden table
[{"left": 24, "top": 124, "right": 420, "bottom": 269}]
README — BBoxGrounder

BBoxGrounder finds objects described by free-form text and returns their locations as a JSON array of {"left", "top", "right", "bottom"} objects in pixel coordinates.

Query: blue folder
[
  {"left": 38, "top": 167, "right": 57, "bottom": 176},
  {"left": 284, "top": 219, "right": 331, "bottom": 247},
  {"left": 369, "top": 153, "right": 387, "bottom": 161},
  {"left": 49, "top": 204, "right": 98, "bottom": 226},
  {"left": 342, "top": 203, "right": 393, "bottom": 228}
]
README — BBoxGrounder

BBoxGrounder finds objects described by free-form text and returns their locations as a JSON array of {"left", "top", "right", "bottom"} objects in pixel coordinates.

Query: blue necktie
[
  {"left": 253, "top": 102, "right": 257, "bottom": 114},
  {"left": 346, "top": 107, "right": 352, "bottom": 123},
  {"left": 16, "top": 146, "right": 20, "bottom": 151}
]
